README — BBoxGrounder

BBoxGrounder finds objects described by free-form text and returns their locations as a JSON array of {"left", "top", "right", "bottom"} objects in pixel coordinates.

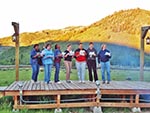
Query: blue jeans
[
  {"left": 54, "top": 62, "right": 60, "bottom": 82},
  {"left": 100, "top": 61, "right": 111, "bottom": 82},
  {"left": 31, "top": 64, "right": 40, "bottom": 82},
  {"left": 44, "top": 64, "right": 52, "bottom": 83},
  {"left": 76, "top": 61, "right": 86, "bottom": 82}
]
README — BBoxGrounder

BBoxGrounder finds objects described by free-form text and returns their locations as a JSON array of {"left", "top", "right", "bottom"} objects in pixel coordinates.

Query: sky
[{"left": 0, "top": 0, "right": 150, "bottom": 38}]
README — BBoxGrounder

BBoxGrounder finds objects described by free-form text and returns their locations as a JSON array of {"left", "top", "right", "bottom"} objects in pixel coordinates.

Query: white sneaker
[
  {"left": 31, "top": 80, "right": 35, "bottom": 83},
  {"left": 82, "top": 81, "right": 85, "bottom": 84},
  {"left": 56, "top": 81, "right": 61, "bottom": 84}
]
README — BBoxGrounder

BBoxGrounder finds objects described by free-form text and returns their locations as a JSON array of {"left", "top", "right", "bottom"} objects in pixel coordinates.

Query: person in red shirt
[{"left": 74, "top": 43, "right": 87, "bottom": 83}]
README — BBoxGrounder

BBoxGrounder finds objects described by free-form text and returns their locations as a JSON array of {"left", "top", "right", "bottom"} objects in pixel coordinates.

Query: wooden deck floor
[
  {"left": 3, "top": 81, "right": 150, "bottom": 109},
  {"left": 5, "top": 80, "right": 150, "bottom": 91}
]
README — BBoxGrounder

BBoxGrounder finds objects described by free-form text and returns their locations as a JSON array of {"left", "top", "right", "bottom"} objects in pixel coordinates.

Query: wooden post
[
  {"left": 140, "top": 32, "right": 144, "bottom": 81},
  {"left": 135, "top": 94, "right": 139, "bottom": 107},
  {"left": 140, "top": 26, "right": 150, "bottom": 81},
  {"left": 57, "top": 94, "right": 61, "bottom": 109},
  {"left": 130, "top": 95, "right": 134, "bottom": 104},
  {"left": 15, "top": 36, "right": 19, "bottom": 81},
  {"left": 14, "top": 96, "right": 18, "bottom": 108},
  {"left": 12, "top": 22, "right": 20, "bottom": 81}
]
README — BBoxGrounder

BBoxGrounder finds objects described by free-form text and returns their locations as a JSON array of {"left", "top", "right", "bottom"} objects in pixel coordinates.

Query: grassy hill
[
  {"left": 1, "top": 42, "right": 150, "bottom": 67},
  {"left": 1, "top": 8, "right": 150, "bottom": 52}
]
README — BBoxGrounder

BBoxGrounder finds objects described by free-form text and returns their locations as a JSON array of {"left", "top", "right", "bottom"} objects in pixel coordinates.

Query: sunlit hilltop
[{"left": 1, "top": 8, "right": 150, "bottom": 52}]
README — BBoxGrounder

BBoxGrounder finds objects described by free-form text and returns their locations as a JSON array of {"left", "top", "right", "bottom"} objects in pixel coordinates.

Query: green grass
[
  {"left": 0, "top": 68, "right": 150, "bottom": 86},
  {"left": 0, "top": 68, "right": 150, "bottom": 113}
]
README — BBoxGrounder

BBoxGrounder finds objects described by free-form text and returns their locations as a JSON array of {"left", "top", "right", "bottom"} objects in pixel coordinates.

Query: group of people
[{"left": 30, "top": 42, "right": 111, "bottom": 84}]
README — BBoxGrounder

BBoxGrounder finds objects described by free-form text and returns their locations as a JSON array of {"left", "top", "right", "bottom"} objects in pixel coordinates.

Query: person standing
[
  {"left": 41, "top": 44, "right": 54, "bottom": 84},
  {"left": 98, "top": 44, "right": 111, "bottom": 84},
  {"left": 87, "top": 42, "right": 98, "bottom": 82},
  {"left": 64, "top": 44, "right": 73, "bottom": 83},
  {"left": 54, "top": 44, "right": 63, "bottom": 83},
  {"left": 74, "top": 43, "right": 87, "bottom": 83},
  {"left": 30, "top": 44, "right": 40, "bottom": 83}
]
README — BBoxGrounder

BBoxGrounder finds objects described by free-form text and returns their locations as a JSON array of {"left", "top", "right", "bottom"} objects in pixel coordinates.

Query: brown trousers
[{"left": 64, "top": 61, "right": 72, "bottom": 80}]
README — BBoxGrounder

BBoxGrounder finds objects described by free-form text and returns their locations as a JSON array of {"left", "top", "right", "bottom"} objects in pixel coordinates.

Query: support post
[
  {"left": 54, "top": 94, "right": 62, "bottom": 113},
  {"left": 140, "top": 34, "right": 144, "bottom": 81},
  {"left": 12, "top": 22, "right": 20, "bottom": 81},
  {"left": 140, "top": 26, "right": 150, "bottom": 81},
  {"left": 15, "top": 35, "right": 19, "bottom": 81},
  {"left": 140, "top": 26, "right": 146, "bottom": 81}
]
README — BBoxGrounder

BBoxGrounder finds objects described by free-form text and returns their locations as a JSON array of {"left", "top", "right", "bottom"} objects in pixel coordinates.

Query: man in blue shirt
[
  {"left": 98, "top": 44, "right": 111, "bottom": 84},
  {"left": 30, "top": 44, "right": 40, "bottom": 83}
]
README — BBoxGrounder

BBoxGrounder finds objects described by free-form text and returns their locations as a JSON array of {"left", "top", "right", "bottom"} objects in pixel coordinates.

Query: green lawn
[
  {"left": 0, "top": 68, "right": 150, "bottom": 113},
  {"left": 0, "top": 68, "right": 150, "bottom": 86}
]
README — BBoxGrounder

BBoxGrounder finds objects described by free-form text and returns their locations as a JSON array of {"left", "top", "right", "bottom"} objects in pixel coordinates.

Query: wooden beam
[
  {"left": 135, "top": 94, "right": 140, "bottom": 107},
  {"left": 15, "top": 36, "right": 19, "bottom": 81},
  {"left": 130, "top": 95, "right": 134, "bottom": 105},
  {"left": 4, "top": 89, "right": 150, "bottom": 96},
  {"left": 13, "top": 102, "right": 150, "bottom": 109},
  {"left": 140, "top": 29, "right": 144, "bottom": 81},
  {"left": 57, "top": 94, "right": 61, "bottom": 109},
  {"left": 14, "top": 96, "right": 18, "bottom": 107},
  {"left": 4, "top": 90, "right": 97, "bottom": 96},
  {"left": 0, "top": 92, "right": 4, "bottom": 98},
  {"left": 99, "top": 102, "right": 150, "bottom": 108},
  {"left": 14, "top": 102, "right": 97, "bottom": 109}
]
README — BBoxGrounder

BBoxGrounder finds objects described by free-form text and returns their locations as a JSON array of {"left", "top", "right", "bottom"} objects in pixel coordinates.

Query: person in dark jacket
[
  {"left": 98, "top": 44, "right": 111, "bottom": 84},
  {"left": 87, "top": 42, "right": 98, "bottom": 82},
  {"left": 54, "top": 44, "right": 63, "bottom": 83},
  {"left": 30, "top": 44, "right": 40, "bottom": 83}
]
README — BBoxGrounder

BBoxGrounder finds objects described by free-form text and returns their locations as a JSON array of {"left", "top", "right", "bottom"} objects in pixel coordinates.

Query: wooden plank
[
  {"left": 23, "top": 81, "right": 30, "bottom": 90},
  {"left": 4, "top": 89, "right": 96, "bottom": 96},
  {"left": 47, "top": 83, "right": 53, "bottom": 90},
  {"left": 45, "top": 83, "right": 49, "bottom": 90},
  {"left": 22, "top": 81, "right": 28, "bottom": 90},
  {"left": 40, "top": 81, "right": 45, "bottom": 90},
  {"left": 14, "top": 102, "right": 97, "bottom": 109},
  {"left": 32, "top": 83, "right": 37, "bottom": 90},
  {"left": 53, "top": 83, "right": 66, "bottom": 90},
  {"left": 27, "top": 81, "right": 33, "bottom": 91},
  {"left": 51, "top": 82, "right": 58, "bottom": 90},
  {"left": 71, "top": 82, "right": 83, "bottom": 89},
  {"left": 36, "top": 81, "right": 41, "bottom": 90},
  {"left": 61, "top": 81, "right": 73, "bottom": 89},
  {"left": 13, "top": 102, "right": 150, "bottom": 109},
  {"left": 5, "top": 81, "right": 17, "bottom": 90},
  {"left": 67, "top": 81, "right": 83, "bottom": 89},
  {"left": 13, "top": 81, "right": 25, "bottom": 91},
  {"left": 101, "top": 89, "right": 150, "bottom": 95},
  {"left": 0, "top": 86, "right": 7, "bottom": 91}
]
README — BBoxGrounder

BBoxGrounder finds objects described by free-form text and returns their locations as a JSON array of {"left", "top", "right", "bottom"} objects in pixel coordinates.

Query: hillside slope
[{"left": 0, "top": 8, "right": 150, "bottom": 52}]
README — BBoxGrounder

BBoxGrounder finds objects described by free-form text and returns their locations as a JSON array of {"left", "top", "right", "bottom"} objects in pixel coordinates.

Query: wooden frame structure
[{"left": 2, "top": 81, "right": 150, "bottom": 110}]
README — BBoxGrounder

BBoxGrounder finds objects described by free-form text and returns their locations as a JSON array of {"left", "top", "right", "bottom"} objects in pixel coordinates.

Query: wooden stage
[{"left": 2, "top": 81, "right": 150, "bottom": 110}]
